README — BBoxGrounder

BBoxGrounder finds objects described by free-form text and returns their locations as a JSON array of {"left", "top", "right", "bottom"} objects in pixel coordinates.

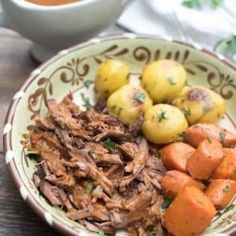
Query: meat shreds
[{"left": 26, "top": 95, "right": 165, "bottom": 235}]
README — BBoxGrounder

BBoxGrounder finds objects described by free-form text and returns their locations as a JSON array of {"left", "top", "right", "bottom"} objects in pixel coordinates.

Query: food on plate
[
  {"left": 206, "top": 179, "right": 236, "bottom": 209},
  {"left": 212, "top": 148, "right": 236, "bottom": 179},
  {"left": 187, "top": 139, "right": 223, "bottom": 180},
  {"left": 160, "top": 142, "right": 195, "bottom": 172},
  {"left": 186, "top": 123, "right": 236, "bottom": 147},
  {"left": 141, "top": 59, "right": 187, "bottom": 103},
  {"left": 161, "top": 170, "right": 204, "bottom": 198},
  {"left": 142, "top": 104, "right": 188, "bottom": 144},
  {"left": 95, "top": 59, "right": 129, "bottom": 99},
  {"left": 172, "top": 86, "right": 225, "bottom": 125},
  {"left": 25, "top": 95, "right": 166, "bottom": 235},
  {"left": 164, "top": 186, "right": 216, "bottom": 236},
  {"left": 25, "top": 57, "right": 236, "bottom": 235},
  {"left": 107, "top": 84, "right": 152, "bottom": 124}
]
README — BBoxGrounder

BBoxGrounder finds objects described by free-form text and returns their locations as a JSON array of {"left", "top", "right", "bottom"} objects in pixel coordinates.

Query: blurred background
[
  {"left": 118, "top": 0, "right": 236, "bottom": 61},
  {"left": 1, "top": 0, "right": 236, "bottom": 60}
]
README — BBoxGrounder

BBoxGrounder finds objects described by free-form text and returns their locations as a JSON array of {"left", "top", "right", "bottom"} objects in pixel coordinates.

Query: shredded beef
[{"left": 26, "top": 95, "right": 165, "bottom": 235}]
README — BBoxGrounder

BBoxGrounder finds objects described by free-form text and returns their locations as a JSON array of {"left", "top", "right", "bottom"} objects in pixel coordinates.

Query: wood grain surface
[
  {"left": 0, "top": 25, "right": 124, "bottom": 236},
  {"left": 0, "top": 28, "right": 57, "bottom": 236}
]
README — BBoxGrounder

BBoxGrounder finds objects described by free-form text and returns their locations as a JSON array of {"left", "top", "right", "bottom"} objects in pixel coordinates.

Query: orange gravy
[{"left": 26, "top": 0, "right": 80, "bottom": 6}]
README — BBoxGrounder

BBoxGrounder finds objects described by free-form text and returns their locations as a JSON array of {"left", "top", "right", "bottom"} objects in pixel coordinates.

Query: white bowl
[{"left": 0, "top": 0, "right": 129, "bottom": 61}]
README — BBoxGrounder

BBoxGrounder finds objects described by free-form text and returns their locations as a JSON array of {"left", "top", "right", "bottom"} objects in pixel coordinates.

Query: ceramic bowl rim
[{"left": 3, "top": 34, "right": 236, "bottom": 236}]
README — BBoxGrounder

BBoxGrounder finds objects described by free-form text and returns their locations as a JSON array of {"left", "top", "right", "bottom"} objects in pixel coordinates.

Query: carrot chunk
[
  {"left": 161, "top": 142, "right": 195, "bottom": 172},
  {"left": 206, "top": 179, "right": 236, "bottom": 209},
  {"left": 212, "top": 148, "right": 236, "bottom": 180},
  {"left": 187, "top": 139, "right": 223, "bottom": 180},
  {"left": 164, "top": 186, "right": 216, "bottom": 236},
  {"left": 161, "top": 170, "right": 204, "bottom": 198},
  {"left": 186, "top": 123, "right": 236, "bottom": 147}
]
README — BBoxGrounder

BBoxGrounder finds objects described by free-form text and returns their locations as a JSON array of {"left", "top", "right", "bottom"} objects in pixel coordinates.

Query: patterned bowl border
[{"left": 3, "top": 34, "right": 236, "bottom": 236}]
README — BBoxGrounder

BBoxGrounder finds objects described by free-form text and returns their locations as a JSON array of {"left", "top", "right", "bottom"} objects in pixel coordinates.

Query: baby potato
[
  {"left": 95, "top": 59, "right": 129, "bottom": 99},
  {"left": 141, "top": 59, "right": 187, "bottom": 103},
  {"left": 107, "top": 84, "right": 153, "bottom": 124},
  {"left": 142, "top": 104, "right": 188, "bottom": 144},
  {"left": 172, "top": 86, "right": 225, "bottom": 125}
]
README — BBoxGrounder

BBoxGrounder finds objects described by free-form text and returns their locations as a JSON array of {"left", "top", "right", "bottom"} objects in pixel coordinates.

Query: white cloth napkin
[{"left": 118, "top": 0, "right": 236, "bottom": 50}]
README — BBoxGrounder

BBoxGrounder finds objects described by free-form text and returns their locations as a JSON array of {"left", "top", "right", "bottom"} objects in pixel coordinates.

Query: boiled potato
[
  {"left": 172, "top": 86, "right": 225, "bottom": 125},
  {"left": 107, "top": 84, "right": 153, "bottom": 124},
  {"left": 95, "top": 59, "right": 129, "bottom": 99},
  {"left": 141, "top": 59, "right": 187, "bottom": 103},
  {"left": 142, "top": 104, "right": 188, "bottom": 144}
]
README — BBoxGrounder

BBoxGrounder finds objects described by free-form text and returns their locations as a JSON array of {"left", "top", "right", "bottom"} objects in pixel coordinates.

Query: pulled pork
[{"left": 26, "top": 95, "right": 165, "bottom": 235}]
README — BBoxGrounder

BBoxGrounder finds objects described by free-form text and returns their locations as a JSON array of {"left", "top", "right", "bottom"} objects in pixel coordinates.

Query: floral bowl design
[{"left": 3, "top": 35, "right": 236, "bottom": 236}]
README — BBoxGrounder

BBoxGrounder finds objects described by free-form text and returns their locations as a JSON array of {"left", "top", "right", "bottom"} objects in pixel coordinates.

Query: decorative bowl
[{"left": 3, "top": 35, "right": 236, "bottom": 235}]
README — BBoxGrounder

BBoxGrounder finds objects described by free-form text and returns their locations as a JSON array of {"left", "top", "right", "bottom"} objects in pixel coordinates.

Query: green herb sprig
[
  {"left": 167, "top": 77, "right": 177, "bottom": 85},
  {"left": 85, "top": 180, "right": 94, "bottom": 193},
  {"left": 157, "top": 109, "right": 168, "bottom": 122},
  {"left": 80, "top": 93, "right": 92, "bottom": 108},
  {"left": 183, "top": 107, "right": 192, "bottom": 117},
  {"left": 161, "top": 196, "right": 173, "bottom": 209},
  {"left": 182, "top": 0, "right": 223, "bottom": 9},
  {"left": 223, "top": 184, "right": 231, "bottom": 192},
  {"left": 103, "top": 138, "right": 117, "bottom": 152},
  {"left": 133, "top": 92, "right": 145, "bottom": 103},
  {"left": 219, "top": 130, "right": 226, "bottom": 145}
]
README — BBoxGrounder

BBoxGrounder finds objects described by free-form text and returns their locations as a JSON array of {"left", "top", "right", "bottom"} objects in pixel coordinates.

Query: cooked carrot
[
  {"left": 186, "top": 123, "right": 236, "bottom": 147},
  {"left": 161, "top": 142, "right": 195, "bottom": 172},
  {"left": 164, "top": 186, "right": 216, "bottom": 236},
  {"left": 206, "top": 179, "right": 236, "bottom": 209},
  {"left": 161, "top": 170, "right": 204, "bottom": 198},
  {"left": 187, "top": 139, "right": 223, "bottom": 180},
  {"left": 212, "top": 148, "right": 236, "bottom": 180}
]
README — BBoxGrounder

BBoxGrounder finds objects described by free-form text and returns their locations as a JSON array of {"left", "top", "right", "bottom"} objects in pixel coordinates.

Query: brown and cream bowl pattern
[{"left": 3, "top": 35, "right": 236, "bottom": 235}]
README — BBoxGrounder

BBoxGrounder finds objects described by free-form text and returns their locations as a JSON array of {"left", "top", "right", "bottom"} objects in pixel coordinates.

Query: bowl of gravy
[{"left": 0, "top": 0, "right": 129, "bottom": 61}]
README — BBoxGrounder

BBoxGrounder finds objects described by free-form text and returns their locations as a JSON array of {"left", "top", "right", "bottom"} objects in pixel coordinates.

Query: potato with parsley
[
  {"left": 141, "top": 59, "right": 187, "bottom": 103},
  {"left": 172, "top": 86, "right": 225, "bottom": 125},
  {"left": 95, "top": 59, "right": 129, "bottom": 99},
  {"left": 107, "top": 84, "right": 152, "bottom": 124},
  {"left": 142, "top": 104, "right": 188, "bottom": 144}
]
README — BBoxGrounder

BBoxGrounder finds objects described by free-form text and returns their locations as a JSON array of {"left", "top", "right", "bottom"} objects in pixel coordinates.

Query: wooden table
[{"left": 0, "top": 26, "right": 124, "bottom": 236}]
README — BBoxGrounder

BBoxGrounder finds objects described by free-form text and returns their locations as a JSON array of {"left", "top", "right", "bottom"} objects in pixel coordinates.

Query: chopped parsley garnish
[
  {"left": 85, "top": 180, "right": 94, "bottom": 193},
  {"left": 178, "top": 132, "right": 189, "bottom": 142},
  {"left": 80, "top": 93, "right": 92, "bottom": 108},
  {"left": 155, "top": 151, "right": 162, "bottom": 159},
  {"left": 167, "top": 76, "right": 177, "bottom": 85},
  {"left": 219, "top": 130, "right": 226, "bottom": 145},
  {"left": 133, "top": 92, "right": 145, "bottom": 103},
  {"left": 88, "top": 149, "right": 96, "bottom": 157},
  {"left": 103, "top": 138, "right": 117, "bottom": 152},
  {"left": 98, "top": 230, "right": 106, "bottom": 236},
  {"left": 203, "top": 105, "right": 210, "bottom": 113},
  {"left": 183, "top": 107, "right": 192, "bottom": 116},
  {"left": 117, "top": 107, "right": 123, "bottom": 116},
  {"left": 161, "top": 196, "right": 173, "bottom": 209},
  {"left": 223, "top": 184, "right": 231, "bottom": 192},
  {"left": 157, "top": 109, "right": 168, "bottom": 122},
  {"left": 26, "top": 151, "right": 39, "bottom": 160},
  {"left": 146, "top": 225, "right": 157, "bottom": 236}
]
